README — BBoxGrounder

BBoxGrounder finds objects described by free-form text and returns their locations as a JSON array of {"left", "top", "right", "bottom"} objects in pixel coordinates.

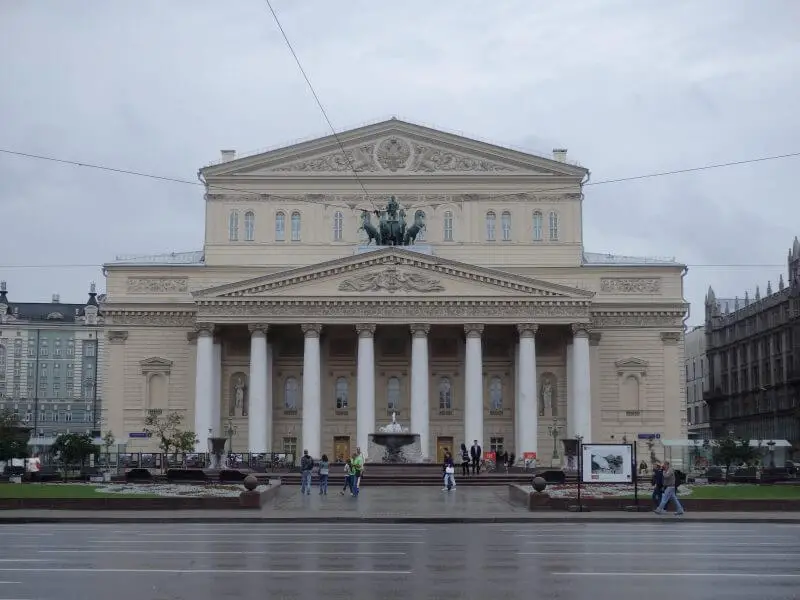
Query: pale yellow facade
[{"left": 101, "top": 119, "right": 688, "bottom": 464}]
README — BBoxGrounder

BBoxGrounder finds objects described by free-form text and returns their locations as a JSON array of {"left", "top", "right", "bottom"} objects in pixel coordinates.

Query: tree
[
  {"left": 713, "top": 433, "right": 759, "bottom": 481},
  {"left": 142, "top": 411, "right": 198, "bottom": 464},
  {"left": 51, "top": 433, "right": 97, "bottom": 480},
  {"left": 101, "top": 430, "right": 116, "bottom": 470},
  {"left": 0, "top": 408, "right": 31, "bottom": 462}
]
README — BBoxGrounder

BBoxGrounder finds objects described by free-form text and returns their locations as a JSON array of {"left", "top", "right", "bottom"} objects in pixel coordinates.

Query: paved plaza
[{"left": 1, "top": 521, "right": 799, "bottom": 599}]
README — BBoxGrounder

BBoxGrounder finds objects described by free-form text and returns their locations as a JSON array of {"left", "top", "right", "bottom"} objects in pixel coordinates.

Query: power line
[
  {"left": 0, "top": 262, "right": 790, "bottom": 269},
  {"left": 263, "top": 0, "right": 375, "bottom": 207},
  {"left": 1, "top": 147, "right": 798, "bottom": 212}
]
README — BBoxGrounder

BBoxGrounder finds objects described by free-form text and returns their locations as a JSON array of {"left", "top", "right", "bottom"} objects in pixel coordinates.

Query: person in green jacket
[{"left": 352, "top": 447, "right": 365, "bottom": 496}]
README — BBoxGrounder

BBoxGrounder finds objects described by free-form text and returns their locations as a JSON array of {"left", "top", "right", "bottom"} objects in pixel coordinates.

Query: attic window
[{"left": 46, "top": 312, "right": 65, "bottom": 320}]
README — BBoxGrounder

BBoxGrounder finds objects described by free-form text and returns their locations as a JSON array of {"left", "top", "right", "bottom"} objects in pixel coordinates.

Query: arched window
[
  {"left": 244, "top": 211, "right": 255, "bottom": 241},
  {"left": 486, "top": 211, "right": 496, "bottom": 241},
  {"left": 335, "top": 377, "right": 348, "bottom": 409},
  {"left": 532, "top": 211, "right": 543, "bottom": 241},
  {"left": 414, "top": 210, "right": 426, "bottom": 241},
  {"left": 438, "top": 377, "right": 452, "bottom": 410},
  {"left": 548, "top": 211, "right": 559, "bottom": 241},
  {"left": 275, "top": 212, "right": 286, "bottom": 242},
  {"left": 501, "top": 211, "right": 511, "bottom": 241},
  {"left": 333, "top": 211, "right": 343, "bottom": 241},
  {"left": 284, "top": 377, "right": 299, "bottom": 409},
  {"left": 443, "top": 210, "right": 453, "bottom": 241},
  {"left": 489, "top": 377, "right": 503, "bottom": 410},
  {"left": 291, "top": 211, "right": 301, "bottom": 241},
  {"left": 228, "top": 211, "right": 239, "bottom": 241},
  {"left": 387, "top": 377, "right": 400, "bottom": 411}
]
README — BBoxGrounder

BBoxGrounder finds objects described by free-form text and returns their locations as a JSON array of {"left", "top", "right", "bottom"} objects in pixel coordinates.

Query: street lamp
[
  {"left": 547, "top": 417, "right": 563, "bottom": 464},
  {"left": 225, "top": 419, "right": 238, "bottom": 454}
]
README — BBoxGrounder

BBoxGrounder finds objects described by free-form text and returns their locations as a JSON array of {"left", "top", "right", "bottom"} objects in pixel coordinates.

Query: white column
[
  {"left": 355, "top": 324, "right": 376, "bottom": 459},
  {"left": 301, "top": 323, "right": 323, "bottom": 458},
  {"left": 464, "top": 324, "right": 484, "bottom": 447},
  {"left": 566, "top": 340, "right": 575, "bottom": 439},
  {"left": 514, "top": 340, "right": 521, "bottom": 454},
  {"left": 517, "top": 324, "right": 538, "bottom": 458},
  {"left": 572, "top": 323, "right": 592, "bottom": 443},
  {"left": 211, "top": 338, "right": 222, "bottom": 437},
  {"left": 265, "top": 342, "right": 273, "bottom": 452},
  {"left": 248, "top": 324, "right": 268, "bottom": 453},
  {"left": 193, "top": 325, "right": 215, "bottom": 452},
  {"left": 410, "top": 324, "right": 430, "bottom": 459}
]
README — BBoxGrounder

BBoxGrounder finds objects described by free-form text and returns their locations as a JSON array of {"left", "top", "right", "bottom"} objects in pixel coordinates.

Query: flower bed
[
  {"left": 95, "top": 483, "right": 269, "bottom": 498},
  {"left": 529, "top": 483, "right": 694, "bottom": 498}
]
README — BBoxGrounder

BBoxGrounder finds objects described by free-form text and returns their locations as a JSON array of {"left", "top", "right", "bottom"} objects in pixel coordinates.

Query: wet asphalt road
[{"left": 2, "top": 522, "right": 799, "bottom": 599}]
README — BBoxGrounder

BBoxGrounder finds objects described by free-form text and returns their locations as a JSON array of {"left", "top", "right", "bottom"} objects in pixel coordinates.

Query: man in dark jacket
[
  {"left": 300, "top": 450, "right": 314, "bottom": 495},
  {"left": 470, "top": 440, "right": 482, "bottom": 475},
  {"left": 651, "top": 463, "right": 664, "bottom": 507}
]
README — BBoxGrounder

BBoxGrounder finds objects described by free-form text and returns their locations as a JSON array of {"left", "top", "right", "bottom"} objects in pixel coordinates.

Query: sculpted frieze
[
  {"left": 127, "top": 278, "right": 189, "bottom": 294},
  {"left": 376, "top": 136, "right": 412, "bottom": 171},
  {"left": 199, "top": 300, "right": 590, "bottom": 321},
  {"left": 591, "top": 312, "right": 685, "bottom": 328},
  {"left": 338, "top": 267, "right": 445, "bottom": 293},
  {"left": 105, "top": 311, "right": 196, "bottom": 327},
  {"left": 269, "top": 144, "right": 378, "bottom": 172},
  {"left": 409, "top": 143, "right": 516, "bottom": 172},
  {"left": 600, "top": 278, "right": 662, "bottom": 294}
]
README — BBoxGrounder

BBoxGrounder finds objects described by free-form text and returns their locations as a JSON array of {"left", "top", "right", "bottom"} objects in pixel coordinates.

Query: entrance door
[
  {"left": 333, "top": 436, "right": 351, "bottom": 464},
  {"left": 436, "top": 437, "right": 454, "bottom": 463}
]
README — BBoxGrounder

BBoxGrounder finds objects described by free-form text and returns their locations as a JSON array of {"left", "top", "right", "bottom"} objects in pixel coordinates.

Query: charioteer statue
[{"left": 358, "top": 195, "right": 425, "bottom": 246}]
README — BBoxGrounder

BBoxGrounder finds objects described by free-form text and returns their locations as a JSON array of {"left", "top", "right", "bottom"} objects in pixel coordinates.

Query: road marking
[
  {"left": 106, "top": 527, "right": 428, "bottom": 533},
  {"left": 520, "top": 552, "right": 800, "bottom": 557},
  {"left": 86, "top": 539, "right": 424, "bottom": 545},
  {"left": 39, "top": 550, "right": 407, "bottom": 556},
  {"left": 111, "top": 529, "right": 420, "bottom": 541},
  {"left": 526, "top": 541, "right": 790, "bottom": 546},
  {"left": 0, "top": 567, "right": 411, "bottom": 575},
  {"left": 552, "top": 572, "right": 800, "bottom": 578}
]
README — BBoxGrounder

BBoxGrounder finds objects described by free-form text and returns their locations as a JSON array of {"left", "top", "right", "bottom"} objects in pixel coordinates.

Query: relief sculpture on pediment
[
  {"left": 409, "top": 143, "right": 516, "bottom": 172},
  {"left": 338, "top": 266, "right": 445, "bottom": 293},
  {"left": 270, "top": 144, "right": 378, "bottom": 172}
]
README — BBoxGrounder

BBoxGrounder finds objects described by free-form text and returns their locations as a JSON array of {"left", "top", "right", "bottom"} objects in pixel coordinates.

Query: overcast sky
[{"left": 1, "top": 0, "right": 798, "bottom": 324}]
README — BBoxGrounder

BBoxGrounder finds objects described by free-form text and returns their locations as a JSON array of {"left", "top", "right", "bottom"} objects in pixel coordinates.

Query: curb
[{"left": 2, "top": 515, "right": 799, "bottom": 524}]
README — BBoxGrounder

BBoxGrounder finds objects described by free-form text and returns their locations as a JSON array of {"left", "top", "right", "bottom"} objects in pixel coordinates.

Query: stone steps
[{"left": 277, "top": 473, "right": 532, "bottom": 486}]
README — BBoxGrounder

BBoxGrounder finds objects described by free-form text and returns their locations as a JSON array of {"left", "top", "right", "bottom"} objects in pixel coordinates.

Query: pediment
[
  {"left": 193, "top": 248, "right": 595, "bottom": 301},
  {"left": 615, "top": 357, "right": 649, "bottom": 374},
  {"left": 200, "top": 119, "right": 587, "bottom": 178},
  {"left": 139, "top": 357, "right": 173, "bottom": 374}
]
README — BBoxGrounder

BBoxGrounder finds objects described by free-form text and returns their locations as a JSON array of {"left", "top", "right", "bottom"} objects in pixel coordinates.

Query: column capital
[
  {"left": 660, "top": 331, "right": 681, "bottom": 345},
  {"left": 301, "top": 323, "right": 323, "bottom": 338},
  {"left": 355, "top": 323, "right": 377, "bottom": 338},
  {"left": 410, "top": 323, "right": 430, "bottom": 338},
  {"left": 516, "top": 323, "right": 539, "bottom": 337},
  {"left": 571, "top": 323, "right": 591, "bottom": 337},
  {"left": 248, "top": 323, "right": 269, "bottom": 335},
  {"left": 464, "top": 324, "right": 484, "bottom": 338},
  {"left": 195, "top": 323, "right": 215, "bottom": 337}
]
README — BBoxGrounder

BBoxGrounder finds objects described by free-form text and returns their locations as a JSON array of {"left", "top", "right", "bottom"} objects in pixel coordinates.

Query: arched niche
[
  {"left": 140, "top": 357, "right": 173, "bottom": 412},
  {"left": 615, "top": 357, "right": 648, "bottom": 412}
]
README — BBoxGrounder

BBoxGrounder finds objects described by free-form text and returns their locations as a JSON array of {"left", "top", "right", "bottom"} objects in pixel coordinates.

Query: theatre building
[{"left": 100, "top": 119, "right": 688, "bottom": 463}]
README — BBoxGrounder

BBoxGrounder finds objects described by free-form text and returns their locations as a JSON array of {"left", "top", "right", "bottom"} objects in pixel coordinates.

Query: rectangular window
[
  {"left": 489, "top": 437, "right": 504, "bottom": 454},
  {"left": 83, "top": 341, "right": 96, "bottom": 357},
  {"left": 443, "top": 211, "right": 453, "bottom": 241},
  {"left": 40, "top": 343, "right": 48, "bottom": 357},
  {"left": 54, "top": 340, "right": 61, "bottom": 357},
  {"left": 28, "top": 340, "right": 35, "bottom": 357},
  {"left": 275, "top": 213, "right": 286, "bottom": 242},
  {"left": 66, "top": 342, "right": 74, "bottom": 357},
  {"left": 283, "top": 436, "right": 298, "bottom": 457},
  {"left": 13, "top": 339, "right": 22, "bottom": 358}
]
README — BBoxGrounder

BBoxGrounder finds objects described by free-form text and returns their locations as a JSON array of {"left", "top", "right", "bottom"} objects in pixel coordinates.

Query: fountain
[
  {"left": 208, "top": 437, "right": 228, "bottom": 469},
  {"left": 367, "top": 412, "right": 422, "bottom": 463}
]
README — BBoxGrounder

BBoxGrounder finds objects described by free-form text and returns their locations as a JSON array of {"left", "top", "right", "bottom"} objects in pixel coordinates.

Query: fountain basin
[{"left": 368, "top": 433, "right": 422, "bottom": 463}]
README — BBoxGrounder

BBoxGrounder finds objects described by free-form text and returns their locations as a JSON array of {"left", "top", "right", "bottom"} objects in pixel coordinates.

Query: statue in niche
[
  {"left": 539, "top": 375, "right": 558, "bottom": 417},
  {"left": 230, "top": 374, "right": 248, "bottom": 417}
]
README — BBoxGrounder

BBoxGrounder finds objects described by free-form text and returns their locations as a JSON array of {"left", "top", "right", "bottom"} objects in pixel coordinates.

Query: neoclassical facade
[{"left": 101, "top": 119, "right": 688, "bottom": 463}]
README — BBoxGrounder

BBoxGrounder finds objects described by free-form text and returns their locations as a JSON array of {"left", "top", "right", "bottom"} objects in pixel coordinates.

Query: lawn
[
  {"left": 685, "top": 484, "right": 800, "bottom": 500},
  {"left": 0, "top": 483, "right": 158, "bottom": 499}
]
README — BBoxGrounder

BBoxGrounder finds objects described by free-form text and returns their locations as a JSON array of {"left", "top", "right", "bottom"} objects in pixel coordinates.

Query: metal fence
[{"left": 36, "top": 452, "right": 299, "bottom": 474}]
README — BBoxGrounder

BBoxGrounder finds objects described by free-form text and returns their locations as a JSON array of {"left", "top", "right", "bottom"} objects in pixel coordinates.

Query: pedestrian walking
[
  {"left": 352, "top": 447, "right": 365, "bottom": 496},
  {"left": 460, "top": 443, "right": 470, "bottom": 477},
  {"left": 653, "top": 461, "right": 685, "bottom": 516},
  {"left": 340, "top": 458, "right": 354, "bottom": 495},
  {"left": 299, "top": 449, "right": 314, "bottom": 495},
  {"left": 318, "top": 454, "right": 329, "bottom": 495},
  {"left": 442, "top": 450, "right": 456, "bottom": 491}
]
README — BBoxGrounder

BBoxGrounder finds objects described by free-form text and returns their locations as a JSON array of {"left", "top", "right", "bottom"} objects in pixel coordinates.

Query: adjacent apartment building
[
  {"left": 0, "top": 282, "right": 104, "bottom": 446},
  {"left": 703, "top": 237, "right": 800, "bottom": 452},
  {"left": 684, "top": 325, "right": 712, "bottom": 439}
]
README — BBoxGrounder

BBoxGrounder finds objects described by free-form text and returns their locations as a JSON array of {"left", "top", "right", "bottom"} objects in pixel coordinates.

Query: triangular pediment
[
  {"left": 193, "top": 248, "right": 595, "bottom": 301},
  {"left": 615, "top": 357, "right": 649, "bottom": 370},
  {"left": 200, "top": 119, "right": 587, "bottom": 178}
]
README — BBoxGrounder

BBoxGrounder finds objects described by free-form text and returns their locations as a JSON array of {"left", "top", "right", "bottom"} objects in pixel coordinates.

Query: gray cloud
[{"left": 1, "top": 0, "right": 798, "bottom": 322}]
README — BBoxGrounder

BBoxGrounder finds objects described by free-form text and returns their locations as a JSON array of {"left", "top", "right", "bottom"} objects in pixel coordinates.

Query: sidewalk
[{"left": 2, "top": 486, "right": 799, "bottom": 523}]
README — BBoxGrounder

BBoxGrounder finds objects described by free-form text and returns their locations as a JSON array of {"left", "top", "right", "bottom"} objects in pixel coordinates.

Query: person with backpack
[
  {"left": 651, "top": 463, "right": 664, "bottom": 507},
  {"left": 460, "top": 443, "right": 471, "bottom": 477},
  {"left": 299, "top": 450, "right": 314, "bottom": 495},
  {"left": 339, "top": 458, "right": 354, "bottom": 496},
  {"left": 653, "top": 461, "right": 685, "bottom": 516}
]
